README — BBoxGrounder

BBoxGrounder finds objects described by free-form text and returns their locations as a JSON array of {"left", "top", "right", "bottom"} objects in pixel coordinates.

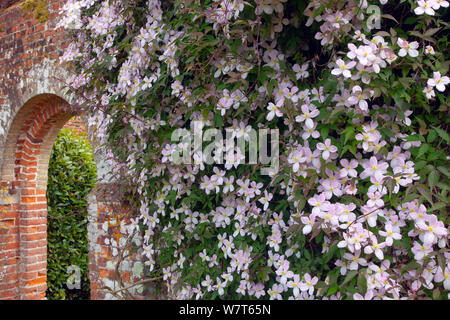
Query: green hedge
[{"left": 46, "top": 128, "right": 97, "bottom": 300}]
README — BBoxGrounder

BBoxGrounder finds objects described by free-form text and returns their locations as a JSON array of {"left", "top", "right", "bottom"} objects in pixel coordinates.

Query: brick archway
[
  {"left": 0, "top": 0, "right": 149, "bottom": 300},
  {"left": 0, "top": 93, "right": 75, "bottom": 299},
  {"left": 0, "top": 93, "right": 149, "bottom": 300}
]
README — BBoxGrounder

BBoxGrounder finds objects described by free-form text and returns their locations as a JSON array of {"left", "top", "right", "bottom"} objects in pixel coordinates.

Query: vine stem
[{"left": 101, "top": 275, "right": 163, "bottom": 296}]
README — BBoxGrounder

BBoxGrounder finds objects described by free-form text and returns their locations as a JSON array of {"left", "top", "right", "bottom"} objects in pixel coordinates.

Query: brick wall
[
  {"left": 87, "top": 185, "right": 151, "bottom": 300},
  {"left": 0, "top": 1, "right": 150, "bottom": 300},
  {"left": 0, "top": 0, "right": 67, "bottom": 108},
  {"left": 0, "top": 94, "right": 73, "bottom": 300},
  {"left": 63, "top": 116, "right": 87, "bottom": 134}
]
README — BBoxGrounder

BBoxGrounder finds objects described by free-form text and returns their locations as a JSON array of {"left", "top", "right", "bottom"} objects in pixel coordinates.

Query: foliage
[
  {"left": 59, "top": 0, "right": 449, "bottom": 300},
  {"left": 20, "top": 0, "right": 49, "bottom": 23},
  {"left": 46, "top": 128, "right": 97, "bottom": 300}
]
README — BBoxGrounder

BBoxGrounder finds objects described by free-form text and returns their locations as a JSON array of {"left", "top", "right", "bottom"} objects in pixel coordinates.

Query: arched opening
[
  {"left": 0, "top": 94, "right": 97, "bottom": 299},
  {"left": 45, "top": 118, "right": 97, "bottom": 300}
]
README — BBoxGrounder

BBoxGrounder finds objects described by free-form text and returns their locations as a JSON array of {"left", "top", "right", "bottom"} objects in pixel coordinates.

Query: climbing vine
[{"left": 58, "top": 0, "right": 449, "bottom": 300}]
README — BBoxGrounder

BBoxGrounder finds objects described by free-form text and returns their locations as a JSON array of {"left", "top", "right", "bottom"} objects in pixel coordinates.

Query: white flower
[
  {"left": 258, "top": 190, "right": 273, "bottom": 211},
  {"left": 414, "top": 0, "right": 435, "bottom": 15},
  {"left": 431, "top": 0, "right": 449, "bottom": 9},
  {"left": 427, "top": 71, "right": 449, "bottom": 92},
  {"left": 331, "top": 59, "right": 356, "bottom": 78},
  {"left": 397, "top": 38, "right": 419, "bottom": 57},
  {"left": 293, "top": 63, "right": 309, "bottom": 79},
  {"left": 425, "top": 45, "right": 435, "bottom": 55},
  {"left": 266, "top": 100, "right": 283, "bottom": 121},
  {"left": 423, "top": 86, "right": 435, "bottom": 99}
]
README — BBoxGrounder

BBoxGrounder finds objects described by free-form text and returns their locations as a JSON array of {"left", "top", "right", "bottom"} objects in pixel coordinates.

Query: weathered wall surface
[
  {"left": 0, "top": 0, "right": 70, "bottom": 161},
  {"left": 0, "top": 1, "right": 148, "bottom": 300}
]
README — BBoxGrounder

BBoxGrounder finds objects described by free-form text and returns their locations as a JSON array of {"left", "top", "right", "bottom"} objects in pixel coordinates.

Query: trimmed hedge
[{"left": 46, "top": 128, "right": 97, "bottom": 300}]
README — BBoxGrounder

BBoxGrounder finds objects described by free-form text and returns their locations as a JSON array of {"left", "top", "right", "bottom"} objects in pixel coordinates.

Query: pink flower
[
  {"left": 258, "top": 190, "right": 273, "bottom": 211},
  {"left": 222, "top": 176, "right": 235, "bottom": 193},
  {"left": 431, "top": 0, "right": 449, "bottom": 9},
  {"left": 217, "top": 95, "right": 233, "bottom": 116},
  {"left": 416, "top": 215, "right": 447, "bottom": 245},
  {"left": 288, "top": 148, "right": 307, "bottom": 173},
  {"left": 302, "top": 122, "right": 320, "bottom": 140},
  {"left": 293, "top": 62, "right": 309, "bottom": 80},
  {"left": 379, "top": 223, "right": 402, "bottom": 246},
  {"left": 355, "top": 45, "right": 376, "bottom": 66},
  {"left": 299, "top": 273, "right": 318, "bottom": 295},
  {"left": 287, "top": 274, "right": 302, "bottom": 296},
  {"left": 383, "top": 49, "right": 398, "bottom": 64},
  {"left": 266, "top": 100, "right": 284, "bottom": 121},
  {"left": 414, "top": 0, "right": 436, "bottom": 15},
  {"left": 308, "top": 193, "right": 330, "bottom": 215},
  {"left": 354, "top": 290, "right": 374, "bottom": 300},
  {"left": 339, "top": 159, "right": 359, "bottom": 178},
  {"left": 427, "top": 71, "right": 449, "bottom": 92},
  {"left": 316, "top": 138, "right": 338, "bottom": 160},
  {"left": 295, "top": 104, "right": 320, "bottom": 128},
  {"left": 255, "top": 0, "right": 274, "bottom": 15},
  {"left": 284, "top": 86, "right": 299, "bottom": 103},
  {"left": 425, "top": 45, "right": 435, "bottom": 55},
  {"left": 320, "top": 179, "right": 343, "bottom": 199},
  {"left": 353, "top": 30, "right": 366, "bottom": 42},
  {"left": 301, "top": 216, "right": 315, "bottom": 235},
  {"left": 434, "top": 267, "right": 450, "bottom": 290},
  {"left": 360, "top": 156, "right": 388, "bottom": 180},
  {"left": 276, "top": 265, "right": 294, "bottom": 285},
  {"left": 411, "top": 241, "right": 433, "bottom": 261},
  {"left": 331, "top": 59, "right": 356, "bottom": 78},
  {"left": 423, "top": 86, "right": 436, "bottom": 99},
  {"left": 252, "top": 282, "right": 266, "bottom": 298},
  {"left": 368, "top": 175, "right": 386, "bottom": 194},
  {"left": 397, "top": 38, "right": 419, "bottom": 57},
  {"left": 347, "top": 85, "right": 370, "bottom": 111},
  {"left": 215, "top": 278, "right": 226, "bottom": 296},
  {"left": 268, "top": 283, "right": 284, "bottom": 300},
  {"left": 344, "top": 251, "right": 368, "bottom": 270},
  {"left": 364, "top": 237, "right": 387, "bottom": 260},
  {"left": 335, "top": 259, "right": 348, "bottom": 275},
  {"left": 367, "top": 191, "right": 384, "bottom": 208},
  {"left": 171, "top": 80, "right": 183, "bottom": 95}
]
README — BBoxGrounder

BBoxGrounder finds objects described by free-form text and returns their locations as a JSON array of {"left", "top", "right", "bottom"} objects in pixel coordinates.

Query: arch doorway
[{"left": 0, "top": 94, "right": 96, "bottom": 299}]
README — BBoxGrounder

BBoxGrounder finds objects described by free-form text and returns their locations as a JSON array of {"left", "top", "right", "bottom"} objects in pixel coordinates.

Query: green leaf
[
  {"left": 417, "top": 185, "right": 433, "bottom": 205},
  {"left": 417, "top": 143, "right": 429, "bottom": 158},
  {"left": 427, "top": 202, "right": 447, "bottom": 213},
  {"left": 357, "top": 272, "right": 367, "bottom": 295},
  {"left": 213, "top": 113, "right": 223, "bottom": 128},
  {"left": 427, "top": 130, "right": 437, "bottom": 143},
  {"left": 428, "top": 170, "right": 439, "bottom": 189},
  {"left": 432, "top": 287, "right": 441, "bottom": 300},
  {"left": 437, "top": 253, "right": 446, "bottom": 275},
  {"left": 303, "top": 250, "right": 311, "bottom": 260},
  {"left": 343, "top": 126, "right": 355, "bottom": 145},
  {"left": 432, "top": 126, "right": 449, "bottom": 143},
  {"left": 379, "top": 127, "right": 394, "bottom": 139},
  {"left": 437, "top": 166, "right": 450, "bottom": 178},
  {"left": 341, "top": 270, "right": 358, "bottom": 286},
  {"left": 327, "top": 285, "right": 338, "bottom": 296},
  {"left": 403, "top": 134, "right": 425, "bottom": 142},
  {"left": 402, "top": 261, "right": 421, "bottom": 274},
  {"left": 424, "top": 28, "right": 441, "bottom": 37}
]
